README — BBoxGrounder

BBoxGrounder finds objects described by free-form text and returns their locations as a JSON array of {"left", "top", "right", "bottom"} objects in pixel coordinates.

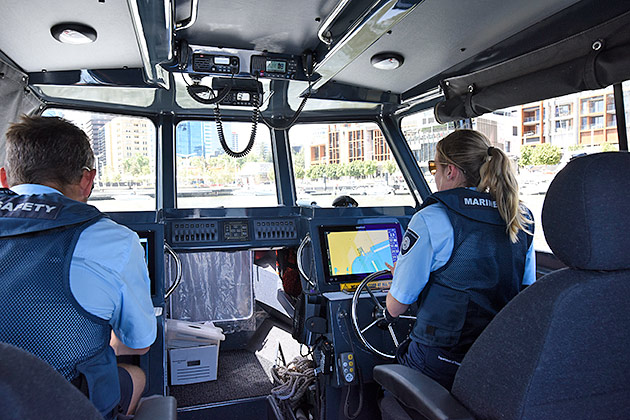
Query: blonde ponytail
[
  {"left": 478, "top": 147, "right": 531, "bottom": 242},
  {"left": 436, "top": 130, "right": 532, "bottom": 243}
]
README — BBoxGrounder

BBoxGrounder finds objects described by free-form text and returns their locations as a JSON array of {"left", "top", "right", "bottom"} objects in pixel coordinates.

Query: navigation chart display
[{"left": 320, "top": 223, "right": 402, "bottom": 283}]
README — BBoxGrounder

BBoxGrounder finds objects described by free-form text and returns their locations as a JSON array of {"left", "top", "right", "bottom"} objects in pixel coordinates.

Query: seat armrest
[
  {"left": 373, "top": 365, "right": 474, "bottom": 420},
  {"left": 134, "top": 395, "right": 177, "bottom": 420}
]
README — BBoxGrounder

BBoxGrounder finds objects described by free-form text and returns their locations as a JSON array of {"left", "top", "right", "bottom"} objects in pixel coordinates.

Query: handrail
[
  {"left": 310, "top": 0, "right": 423, "bottom": 92},
  {"left": 175, "top": 0, "right": 199, "bottom": 31},
  {"left": 317, "top": 0, "right": 352, "bottom": 45},
  {"left": 164, "top": 242, "right": 182, "bottom": 299},
  {"left": 126, "top": 0, "right": 172, "bottom": 88},
  {"left": 297, "top": 233, "right": 316, "bottom": 289}
]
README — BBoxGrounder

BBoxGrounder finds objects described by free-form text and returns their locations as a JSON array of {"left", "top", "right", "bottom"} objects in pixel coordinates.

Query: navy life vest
[
  {"left": 410, "top": 188, "right": 533, "bottom": 353},
  {"left": 0, "top": 188, "right": 120, "bottom": 416}
]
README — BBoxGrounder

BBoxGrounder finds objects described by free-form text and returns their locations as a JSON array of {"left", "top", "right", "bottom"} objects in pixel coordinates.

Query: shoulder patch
[{"left": 400, "top": 229, "right": 419, "bottom": 255}]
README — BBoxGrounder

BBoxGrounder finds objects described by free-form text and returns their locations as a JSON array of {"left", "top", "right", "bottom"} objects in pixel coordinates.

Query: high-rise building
[
  {"left": 104, "top": 116, "right": 155, "bottom": 172},
  {"left": 578, "top": 92, "right": 617, "bottom": 146},
  {"left": 176, "top": 121, "right": 205, "bottom": 157},
  {"left": 473, "top": 109, "right": 521, "bottom": 155},
  {"left": 176, "top": 121, "right": 235, "bottom": 158},
  {"left": 90, "top": 114, "right": 116, "bottom": 172}
]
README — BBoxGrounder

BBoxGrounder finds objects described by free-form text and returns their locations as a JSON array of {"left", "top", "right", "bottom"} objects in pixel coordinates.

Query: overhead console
[
  {"left": 176, "top": 44, "right": 317, "bottom": 156},
  {"left": 180, "top": 45, "right": 311, "bottom": 81}
]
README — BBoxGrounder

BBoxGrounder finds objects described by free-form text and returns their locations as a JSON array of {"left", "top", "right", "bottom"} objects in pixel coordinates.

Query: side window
[
  {"left": 474, "top": 85, "right": 624, "bottom": 252},
  {"left": 175, "top": 121, "right": 276, "bottom": 208},
  {"left": 401, "top": 109, "right": 456, "bottom": 192},
  {"left": 42, "top": 109, "right": 157, "bottom": 212},
  {"left": 289, "top": 123, "right": 415, "bottom": 207}
]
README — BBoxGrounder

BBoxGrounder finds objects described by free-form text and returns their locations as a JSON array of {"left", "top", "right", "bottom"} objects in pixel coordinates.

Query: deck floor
[{"left": 169, "top": 318, "right": 303, "bottom": 408}]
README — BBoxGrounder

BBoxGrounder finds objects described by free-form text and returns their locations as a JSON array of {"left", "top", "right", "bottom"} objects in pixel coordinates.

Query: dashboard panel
[{"left": 163, "top": 207, "right": 302, "bottom": 250}]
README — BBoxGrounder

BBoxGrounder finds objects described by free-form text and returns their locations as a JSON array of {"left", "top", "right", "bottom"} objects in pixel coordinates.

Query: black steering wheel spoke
[
  {"left": 365, "top": 284, "right": 384, "bottom": 311},
  {"left": 351, "top": 270, "right": 416, "bottom": 359}
]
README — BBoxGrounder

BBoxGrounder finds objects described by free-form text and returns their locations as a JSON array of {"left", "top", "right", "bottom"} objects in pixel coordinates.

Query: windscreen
[
  {"left": 289, "top": 122, "right": 416, "bottom": 208},
  {"left": 41, "top": 109, "right": 157, "bottom": 212},
  {"left": 320, "top": 223, "right": 401, "bottom": 283}
]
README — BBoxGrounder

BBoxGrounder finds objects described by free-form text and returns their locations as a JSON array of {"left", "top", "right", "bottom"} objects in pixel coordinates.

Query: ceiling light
[
  {"left": 371, "top": 53, "right": 404, "bottom": 70},
  {"left": 51, "top": 23, "right": 97, "bottom": 45}
]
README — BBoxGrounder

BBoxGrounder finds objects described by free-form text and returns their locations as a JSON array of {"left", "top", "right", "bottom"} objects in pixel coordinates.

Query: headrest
[{"left": 542, "top": 152, "right": 630, "bottom": 270}]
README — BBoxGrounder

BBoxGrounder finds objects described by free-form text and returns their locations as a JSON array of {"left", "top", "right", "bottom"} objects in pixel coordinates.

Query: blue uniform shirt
[
  {"left": 390, "top": 201, "right": 536, "bottom": 305},
  {"left": 11, "top": 184, "right": 156, "bottom": 349}
]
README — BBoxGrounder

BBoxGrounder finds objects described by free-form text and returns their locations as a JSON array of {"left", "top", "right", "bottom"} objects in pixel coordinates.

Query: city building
[
  {"left": 303, "top": 84, "right": 630, "bottom": 170},
  {"left": 305, "top": 123, "right": 391, "bottom": 169},
  {"left": 473, "top": 109, "right": 521, "bottom": 155},
  {"left": 176, "top": 121, "right": 205, "bottom": 157},
  {"left": 104, "top": 116, "right": 156, "bottom": 173},
  {"left": 401, "top": 111, "right": 447, "bottom": 163},
  {"left": 304, "top": 111, "right": 520, "bottom": 169},
  {"left": 89, "top": 114, "right": 116, "bottom": 173},
  {"left": 176, "top": 121, "right": 237, "bottom": 158},
  {"left": 401, "top": 109, "right": 520, "bottom": 163},
  {"left": 520, "top": 85, "right": 629, "bottom": 151}
]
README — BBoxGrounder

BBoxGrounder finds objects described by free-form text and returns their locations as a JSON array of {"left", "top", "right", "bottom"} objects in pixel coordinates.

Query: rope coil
[{"left": 271, "top": 356, "right": 316, "bottom": 409}]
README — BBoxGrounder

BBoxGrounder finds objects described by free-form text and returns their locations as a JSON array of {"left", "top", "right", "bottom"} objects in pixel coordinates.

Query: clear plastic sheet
[
  {"left": 0, "top": 58, "right": 43, "bottom": 168},
  {"left": 167, "top": 250, "right": 254, "bottom": 331}
]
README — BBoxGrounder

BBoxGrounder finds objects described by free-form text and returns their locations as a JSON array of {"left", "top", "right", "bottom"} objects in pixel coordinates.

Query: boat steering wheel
[{"left": 351, "top": 270, "right": 416, "bottom": 359}]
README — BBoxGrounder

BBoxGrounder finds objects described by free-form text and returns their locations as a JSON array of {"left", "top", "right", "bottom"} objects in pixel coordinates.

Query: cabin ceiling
[
  {"left": 0, "top": 0, "right": 627, "bottom": 105},
  {"left": 174, "top": 0, "right": 342, "bottom": 54},
  {"left": 332, "top": 0, "right": 579, "bottom": 94},
  {"left": 0, "top": 1, "right": 143, "bottom": 72}
]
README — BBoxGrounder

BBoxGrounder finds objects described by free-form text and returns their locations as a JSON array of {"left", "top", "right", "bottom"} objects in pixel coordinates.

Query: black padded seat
[
  {"left": 0, "top": 341, "right": 177, "bottom": 420},
  {"left": 375, "top": 152, "right": 630, "bottom": 420},
  {"left": 0, "top": 341, "right": 103, "bottom": 420}
]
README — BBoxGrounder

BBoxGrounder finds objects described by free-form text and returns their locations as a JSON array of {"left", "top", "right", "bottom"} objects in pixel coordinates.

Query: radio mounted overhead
[
  {"left": 180, "top": 44, "right": 312, "bottom": 81},
  {"left": 180, "top": 45, "right": 316, "bottom": 147}
]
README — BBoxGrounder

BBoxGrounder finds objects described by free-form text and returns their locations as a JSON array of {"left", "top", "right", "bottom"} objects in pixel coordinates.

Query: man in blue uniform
[{"left": 0, "top": 116, "right": 156, "bottom": 418}]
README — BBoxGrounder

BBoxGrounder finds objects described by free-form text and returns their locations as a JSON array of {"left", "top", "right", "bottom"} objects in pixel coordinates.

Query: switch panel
[
  {"left": 253, "top": 219, "right": 297, "bottom": 240},
  {"left": 168, "top": 217, "right": 299, "bottom": 246},
  {"left": 171, "top": 221, "right": 218, "bottom": 244}
]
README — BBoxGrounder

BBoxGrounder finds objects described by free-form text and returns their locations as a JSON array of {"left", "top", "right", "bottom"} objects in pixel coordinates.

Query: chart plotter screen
[{"left": 320, "top": 223, "right": 402, "bottom": 283}]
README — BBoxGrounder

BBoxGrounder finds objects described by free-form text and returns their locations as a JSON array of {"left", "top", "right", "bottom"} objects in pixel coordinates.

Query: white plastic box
[
  {"left": 169, "top": 344, "right": 219, "bottom": 385},
  {"left": 166, "top": 320, "right": 225, "bottom": 385}
]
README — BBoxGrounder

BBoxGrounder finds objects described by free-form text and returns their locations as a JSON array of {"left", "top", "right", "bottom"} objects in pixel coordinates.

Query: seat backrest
[
  {"left": 450, "top": 152, "right": 630, "bottom": 420},
  {"left": 0, "top": 341, "right": 103, "bottom": 420}
]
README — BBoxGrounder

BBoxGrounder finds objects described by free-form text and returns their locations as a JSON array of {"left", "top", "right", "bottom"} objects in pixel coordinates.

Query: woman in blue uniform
[{"left": 385, "top": 129, "right": 535, "bottom": 390}]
